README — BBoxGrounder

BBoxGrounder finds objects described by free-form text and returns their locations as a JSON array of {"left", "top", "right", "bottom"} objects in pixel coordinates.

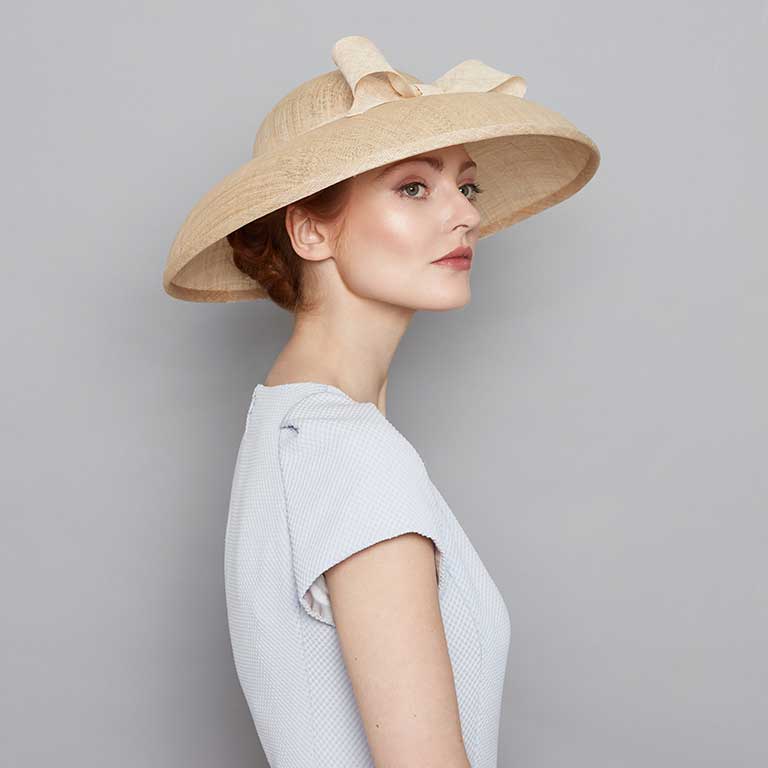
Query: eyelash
[{"left": 397, "top": 181, "right": 485, "bottom": 202}]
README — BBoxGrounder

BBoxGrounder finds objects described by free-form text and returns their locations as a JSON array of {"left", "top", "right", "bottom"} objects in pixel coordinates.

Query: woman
[{"left": 163, "top": 35, "right": 599, "bottom": 768}]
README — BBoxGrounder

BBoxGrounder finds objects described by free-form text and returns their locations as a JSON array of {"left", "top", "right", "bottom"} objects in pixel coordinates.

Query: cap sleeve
[{"left": 277, "top": 389, "right": 449, "bottom": 626}]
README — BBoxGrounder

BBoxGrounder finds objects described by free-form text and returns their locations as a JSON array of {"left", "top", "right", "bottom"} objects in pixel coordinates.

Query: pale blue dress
[{"left": 224, "top": 382, "right": 511, "bottom": 767}]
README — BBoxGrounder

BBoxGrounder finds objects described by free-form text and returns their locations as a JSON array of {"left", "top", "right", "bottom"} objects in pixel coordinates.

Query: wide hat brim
[{"left": 164, "top": 86, "right": 600, "bottom": 303}]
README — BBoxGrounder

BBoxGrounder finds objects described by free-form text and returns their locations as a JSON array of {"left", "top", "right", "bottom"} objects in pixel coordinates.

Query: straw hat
[{"left": 163, "top": 34, "right": 600, "bottom": 303}]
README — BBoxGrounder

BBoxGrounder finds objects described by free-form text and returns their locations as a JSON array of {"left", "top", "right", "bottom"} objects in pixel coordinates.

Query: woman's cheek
[{"left": 377, "top": 206, "right": 421, "bottom": 241}]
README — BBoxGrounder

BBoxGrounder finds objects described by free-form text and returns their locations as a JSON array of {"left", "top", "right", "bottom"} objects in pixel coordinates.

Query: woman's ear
[{"left": 284, "top": 205, "right": 332, "bottom": 262}]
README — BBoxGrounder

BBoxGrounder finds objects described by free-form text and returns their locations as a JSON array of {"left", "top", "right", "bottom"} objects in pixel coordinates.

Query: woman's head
[{"left": 227, "top": 143, "right": 482, "bottom": 315}]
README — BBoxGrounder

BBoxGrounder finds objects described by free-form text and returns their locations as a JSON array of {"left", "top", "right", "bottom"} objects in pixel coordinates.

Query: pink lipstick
[{"left": 432, "top": 245, "right": 473, "bottom": 270}]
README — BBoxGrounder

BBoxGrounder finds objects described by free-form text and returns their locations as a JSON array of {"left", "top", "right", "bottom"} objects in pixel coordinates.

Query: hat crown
[
  {"left": 251, "top": 67, "right": 421, "bottom": 159},
  {"left": 251, "top": 71, "right": 341, "bottom": 158},
  {"left": 250, "top": 35, "right": 526, "bottom": 159}
]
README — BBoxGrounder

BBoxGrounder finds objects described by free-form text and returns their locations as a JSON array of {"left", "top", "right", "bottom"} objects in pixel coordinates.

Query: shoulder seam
[{"left": 278, "top": 386, "right": 345, "bottom": 430}]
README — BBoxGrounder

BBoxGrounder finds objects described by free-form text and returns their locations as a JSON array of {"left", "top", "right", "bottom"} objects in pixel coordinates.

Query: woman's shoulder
[
  {"left": 278, "top": 386, "right": 428, "bottom": 481},
  {"left": 279, "top": 385, "right": 378, "bottom": 428}
]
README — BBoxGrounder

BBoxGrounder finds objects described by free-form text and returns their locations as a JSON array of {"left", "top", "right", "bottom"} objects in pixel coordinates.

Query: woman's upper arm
[{"left": 325, "top": 531, "right": 471, "bottom": 768}]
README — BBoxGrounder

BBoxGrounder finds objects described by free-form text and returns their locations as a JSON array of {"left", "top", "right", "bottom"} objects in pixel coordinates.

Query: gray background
[{"left": 2, "top": 1, "right": 766, "bottom": 766}]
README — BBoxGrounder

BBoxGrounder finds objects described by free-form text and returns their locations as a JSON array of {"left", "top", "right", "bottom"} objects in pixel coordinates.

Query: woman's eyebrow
[{"left": 374, "top": 156, "right": 477, "bottom": 180}]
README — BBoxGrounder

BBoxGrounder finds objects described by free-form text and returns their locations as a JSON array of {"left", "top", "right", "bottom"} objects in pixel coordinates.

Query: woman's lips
[
  {"left": 433, "top": 256, "right": 472, "bottom": 270},
  {"left": 432, "top": 246, "right": 473, "bottom": 270}
]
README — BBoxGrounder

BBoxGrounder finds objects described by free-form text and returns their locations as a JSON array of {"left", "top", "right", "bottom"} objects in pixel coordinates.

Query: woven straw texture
[{"left": 165, "top": 35, "right": 600, "bottom": 302}]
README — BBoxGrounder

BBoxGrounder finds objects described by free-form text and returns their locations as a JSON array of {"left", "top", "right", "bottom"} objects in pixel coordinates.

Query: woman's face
[{"left": 329, "top": 143, "right": 483, "bottom": 311}]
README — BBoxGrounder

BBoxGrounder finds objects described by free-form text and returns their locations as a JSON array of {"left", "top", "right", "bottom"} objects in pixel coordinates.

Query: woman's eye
[
  {"left": 460, "top": 182, "right": 484, "bottom": 202},
  {"left": 398, "top": 181, "right": 427, "bottom": 198},
  {"left": 397, "top": 181, "right": 485, "bottom": 202}
]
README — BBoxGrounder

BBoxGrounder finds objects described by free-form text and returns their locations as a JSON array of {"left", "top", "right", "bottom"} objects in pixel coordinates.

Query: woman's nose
[{"left": 449, "top": 187, "right": 483, "bottom": 232}]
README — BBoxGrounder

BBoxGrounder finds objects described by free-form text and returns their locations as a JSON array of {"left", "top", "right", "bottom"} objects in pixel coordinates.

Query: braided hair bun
[{"left": 227, "top": 178, "right": 352, "bottom": 313}]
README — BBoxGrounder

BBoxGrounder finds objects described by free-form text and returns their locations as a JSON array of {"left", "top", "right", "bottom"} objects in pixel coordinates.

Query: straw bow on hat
[{"left": 163, "top": 34, "right": 600, "bottom": 303}]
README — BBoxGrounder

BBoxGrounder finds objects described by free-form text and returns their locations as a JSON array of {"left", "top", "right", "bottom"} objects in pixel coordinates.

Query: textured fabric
[{"left": 224, "top": 382, "right": 511, "bottom": 767}]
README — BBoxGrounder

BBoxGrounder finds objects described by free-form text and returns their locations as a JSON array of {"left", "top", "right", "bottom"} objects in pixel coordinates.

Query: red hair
[{"left": 227, "top": 178, "right": 353, "bottom": 313}]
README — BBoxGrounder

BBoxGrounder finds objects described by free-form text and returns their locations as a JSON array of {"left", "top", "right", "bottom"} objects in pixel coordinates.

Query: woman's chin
[{"left": 420, "top": 285, "right": 471, "bottom": 311}]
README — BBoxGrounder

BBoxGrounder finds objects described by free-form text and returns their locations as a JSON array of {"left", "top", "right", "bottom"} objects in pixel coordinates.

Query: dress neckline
[{"left": 255, "top": 381, "right": 377, "bottom": 409}]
